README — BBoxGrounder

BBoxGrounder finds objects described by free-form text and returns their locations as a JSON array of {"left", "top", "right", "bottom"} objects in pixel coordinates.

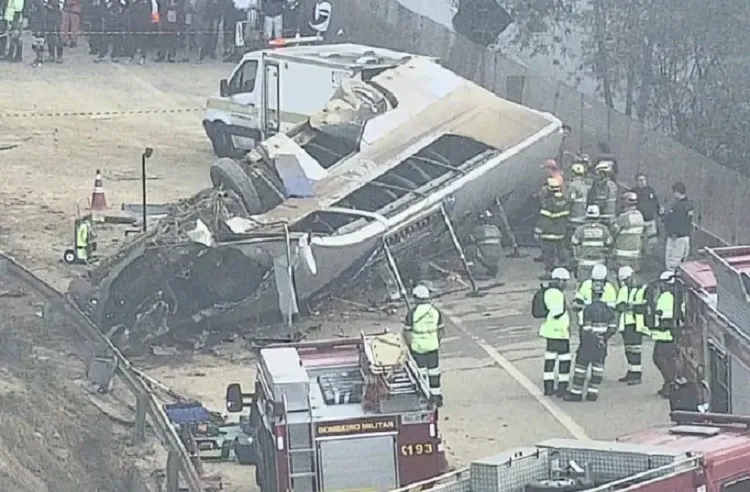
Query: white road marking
[
  {"left": 440, "top": 336, "right": 461, "bottom": 343},
  {"left": 454, "top": 308, "right": 522, "bottom": 322},
  {"left": 442, "top": 307, "right": 590, "bottom": 441}
]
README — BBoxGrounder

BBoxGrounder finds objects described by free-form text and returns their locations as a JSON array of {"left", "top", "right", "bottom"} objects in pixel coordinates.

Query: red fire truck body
[
  {"left": 226, "top": 332, "right": 448, "bottom": 492},
  {"left": 676, "top": 246, "right": 750, "bottom": 414}
]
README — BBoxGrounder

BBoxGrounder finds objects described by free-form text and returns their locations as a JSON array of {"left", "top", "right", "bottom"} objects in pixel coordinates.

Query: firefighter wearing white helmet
[
  {"left": 612, "top": 192, "right": 645, "bottom": 273},
  {"left": 534, "top": 178, "right": 570, "bottom": 279},
  {"left": 570, "top": 205, "right": 613, "bottom": 281},
  {"left": 404, "top": 284, "right": 445, "bottom": 407},
  {"left": 615, "top": 266, "right": 650, "bottom": 384},
  {"left": 587, "top": 160, "right": 619, "bottom": 225},
  {"left": 651, "top": 270, "right": 684, "bottom": 398},
  {"left": 565, "top": 268, "right": 617, "bottom": 402},
  {"left": 533, "top": 267, "right": 572, "bottom": 396},
  {"left": 566, "top": 162, "right": 593, "bottom": 229},
  {"left": 573, "top": 263, "right": 617, "bottom": 327}
]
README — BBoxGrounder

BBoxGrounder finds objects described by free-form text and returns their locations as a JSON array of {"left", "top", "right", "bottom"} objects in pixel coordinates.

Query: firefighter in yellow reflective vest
[
  {"left": 612, "top": 192, "right": 645, "bottom": 273},
  {"left": 539, "top": 267, "right": 572, "bottom": 397},
  {"left": 573, "top": 264, "right": 617, "bottom": 327},
  {"left": 570, "top": 205, "right": 612, "bottom": 281},
  {"left": 615, "top": 266, "right": 650, "bottom": 385},
  {"left": 404, "top": 285, "right": 444, "bottom": 407},
  {"left": 75, "top": 218, "right": 92, "bottom": 263},
  {"left": 534, "top": 178, "right": 570, "bottom": 279},
  {"left": 651, "top": 271, "right": 683, "bottom": 398}
]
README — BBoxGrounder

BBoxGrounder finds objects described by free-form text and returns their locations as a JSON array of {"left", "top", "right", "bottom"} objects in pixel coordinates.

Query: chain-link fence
[{"left": 332, "top": 0, "right": 750, "bottom": 246}]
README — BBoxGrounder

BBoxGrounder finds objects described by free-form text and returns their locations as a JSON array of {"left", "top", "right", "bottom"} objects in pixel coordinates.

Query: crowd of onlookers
[{"left": 0, "top": 0, "right": 331, "bottom": 65}]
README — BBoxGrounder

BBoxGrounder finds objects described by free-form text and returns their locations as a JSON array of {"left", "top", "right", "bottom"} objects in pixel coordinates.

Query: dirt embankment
[{"left": 0, "top": 280, "right": 140, "bottom": 492}]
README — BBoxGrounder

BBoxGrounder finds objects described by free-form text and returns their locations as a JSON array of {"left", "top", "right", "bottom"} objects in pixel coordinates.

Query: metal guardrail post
[
  {"left": 166, "top": 451, "right": 180, "bottom": 492},
  {"left": 133, "top": 392, "right": 148, "bottom": 443}
]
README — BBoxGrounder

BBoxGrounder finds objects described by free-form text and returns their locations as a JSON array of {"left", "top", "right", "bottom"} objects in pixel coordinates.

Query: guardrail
[
  {"left": 387, "top": 468, "right": 471, "bottom": 492},
  {"left": 0, "top": 252, "right": 204, "bottom": 492}
]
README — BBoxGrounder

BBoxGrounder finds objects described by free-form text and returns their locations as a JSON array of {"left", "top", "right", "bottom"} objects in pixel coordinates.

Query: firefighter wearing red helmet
[{"left": 611, "top": 191, "right": 645, "bottom": 273}]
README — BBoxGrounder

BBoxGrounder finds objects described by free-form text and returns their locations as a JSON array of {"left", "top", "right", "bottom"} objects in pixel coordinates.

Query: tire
[
  {"left": 209, "top": 122, "right": 237, "bottom": 158},
  {"left": 210, "top": 158, "right": 264, "bottom": 215},
  {"left": 63, "top": 249, "right": 77, "bottom": 264}
]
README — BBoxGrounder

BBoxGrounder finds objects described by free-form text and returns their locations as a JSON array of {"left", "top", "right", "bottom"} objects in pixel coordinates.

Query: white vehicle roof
[{"left": 241, "top": 43, "right": 427, "bottom": 70}]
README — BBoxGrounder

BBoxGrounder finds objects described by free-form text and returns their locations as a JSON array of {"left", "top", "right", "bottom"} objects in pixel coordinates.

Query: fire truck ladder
[
  {"left": 362, "top": 332, "right": 432, "bottom": 400},
  {"left": 285, "top": 393, "right": 318, "bottom": 492}
]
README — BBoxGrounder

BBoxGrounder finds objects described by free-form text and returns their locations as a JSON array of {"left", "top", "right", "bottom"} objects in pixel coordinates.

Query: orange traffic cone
[{"left": 91, "top": 169, "right": 108, "bottom": 212}]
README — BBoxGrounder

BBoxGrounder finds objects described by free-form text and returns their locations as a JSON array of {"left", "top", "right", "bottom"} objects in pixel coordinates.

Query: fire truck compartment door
[
  {"left": 319, "top": 435, "right": 397, "bottom": 491},
  {"left": 730, "top": 357, "right": 750, "bottom": 413}
]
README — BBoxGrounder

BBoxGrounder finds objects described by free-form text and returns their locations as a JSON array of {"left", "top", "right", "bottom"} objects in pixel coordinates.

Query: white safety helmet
[
  {"left": 659, "top": 271, "right": 675, "bottom": 283},
  {"left": 412, "top": 285, "right": 430, "bottom": 300},
  {"left": 551, "top": 267, "right": 571, "bottom": 281},
  {"left": 586, "top": 205, "right": 600, "bottom": 218},
  {"left": 591, "top": 264, "right": 608, "bottom": 281},
  {"left": 617, "top": 266, "right": 635, "bottom": 281}
]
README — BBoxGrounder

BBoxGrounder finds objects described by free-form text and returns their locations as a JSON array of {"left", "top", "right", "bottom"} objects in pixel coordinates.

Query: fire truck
[
  {"left": 675, "top": 246, "right": 750, "bottom": 414},
  {"left": 225, "top": 331, "right": 449, "bottom": 492},
  {"left": 386, "top": 411, "right": 750, "bottom": 492}
]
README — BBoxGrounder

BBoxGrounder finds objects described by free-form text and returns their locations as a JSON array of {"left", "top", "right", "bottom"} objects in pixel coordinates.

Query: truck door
[
  {"left": 707, "top": 339, "right": 730, "bottom": 413},
  {"left": 263, "top": 60, "right": 281, "bottom": 137},
  {"left": 226, "top": 59, "right": 261, "bottom": 149}
]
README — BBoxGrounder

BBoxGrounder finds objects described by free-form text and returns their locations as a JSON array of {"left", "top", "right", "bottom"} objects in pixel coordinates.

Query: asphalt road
[{"left": 428, "top": 248, "right": 671, "bottom": 465}]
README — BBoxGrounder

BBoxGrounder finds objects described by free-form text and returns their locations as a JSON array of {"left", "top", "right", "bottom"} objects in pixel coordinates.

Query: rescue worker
[
  {"left": 570, "top": 205, "right": 612, "bottom": 281},
  {"left": 651, "top": 270, "right": 682, "bottom": 398},
  {"left": 611, "top": 191, "right": 645, "bottom": 273},
  {"left": 2, "top": 0, "right": 24, "bottom": 62},
  {"left": 466, "top": 210, "right": 502, "bottom": 278},
  {"left": 404, "top": 285, "right": 444, "bottom": 407},
  {"left": 156, "top": 0, "right": 181, "bottom": 62},
  {"left": 542, "top": 159, "right": 564, "bottom": 192},
  {"left": 566, "top": 162, "right": 592, "bottom": 231},
  {"left": 615, "top": 266, "right": 650, "bottom": 385},
  {"left": 29, "top": 0, "right": 51, "bottom": 65},
  {"left": 586, "top": 160, "right": 619, "bottom": 226},
  {"left": 631, "top": 173, "right": 660, "bottom": 263},
  {"left": 534, "top": 178, "right": 570, "bottom": 279},
  {"left": 75, "top": 218, "right": 92, "bottom": 263},
  {"left": 538, "top": 267, "right": 572, "bottom": 397},
  {"left": 573, "top": 263, "right": 617, "bottom": 328},
  {"left": 565, "top": 279, "right": 616, "bottom": 402},
  {"left": 662, "top": 181, "right": 693, "bottom": 272}
]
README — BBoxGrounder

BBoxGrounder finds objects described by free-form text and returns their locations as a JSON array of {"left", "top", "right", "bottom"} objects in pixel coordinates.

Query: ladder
[{"left": 285, "top": 394, "right": 318, "bottom": 492}]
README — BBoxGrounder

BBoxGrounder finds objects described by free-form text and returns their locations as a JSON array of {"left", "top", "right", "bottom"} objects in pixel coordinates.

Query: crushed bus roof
[{"left": 244, "top": 43, "right": 423, "bottom": 69}]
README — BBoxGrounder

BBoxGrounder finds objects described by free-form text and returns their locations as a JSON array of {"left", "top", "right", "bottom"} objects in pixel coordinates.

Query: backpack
[{"left": 531, "top": 285, "right": 549, "bottom": 319}]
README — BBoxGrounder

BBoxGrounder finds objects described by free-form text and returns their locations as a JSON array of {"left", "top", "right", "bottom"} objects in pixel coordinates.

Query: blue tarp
[{"left": 163, "top": 401, "right": 212, "bottom": 424}]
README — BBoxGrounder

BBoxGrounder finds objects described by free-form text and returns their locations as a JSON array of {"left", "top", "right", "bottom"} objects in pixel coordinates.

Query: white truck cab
[{"left": 203, "top": 43, "right": 417, "bottom": 158}]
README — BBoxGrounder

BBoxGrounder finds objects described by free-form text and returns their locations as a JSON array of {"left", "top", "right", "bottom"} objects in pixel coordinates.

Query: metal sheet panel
[
  {"left": 730, "top": 357, "right": 750, "bottom": 414},
  {"left": 320, "top": 435, "right": 397, "bottom": 491}
]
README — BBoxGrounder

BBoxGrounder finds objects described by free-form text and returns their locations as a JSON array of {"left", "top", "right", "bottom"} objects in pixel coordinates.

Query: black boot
[
  {"left": 618, "top": 372, "right": 633, "bottom": 383},
  {"left": 555, "top": 383, "right": 568, "bottom": 398},
  {"left": 585, "top": 393, "right": 598, "bottom": 402},
  {"left": 657, "top": 384, "right": 670, "bottom": 398},
  {"left": 543, "top": 381, "right": 555, "bottom": 396}
]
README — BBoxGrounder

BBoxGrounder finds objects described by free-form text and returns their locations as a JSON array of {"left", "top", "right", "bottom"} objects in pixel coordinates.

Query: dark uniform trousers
[
  {"left": 622, "top": 323, "right": 644, "bottom": 381},
  {"left": 411, "top": 350, "right": 441, "bottom": 398},
  {"left": 653, "top": 339, "right": 677, "bottom": 387},
  {"left": 569, "top": 338, "right": 606, "bottom": 401},
  {"left": 543, "top": 338, "right": 571, "bottom": 395}
]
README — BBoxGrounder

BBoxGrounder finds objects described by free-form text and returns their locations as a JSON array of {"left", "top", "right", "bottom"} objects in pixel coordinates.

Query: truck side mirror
[
  {"left": 226, "top": 383, "right": 244, "bottom": 413},
  {"left": 220, "top": 79, "right": 230, "bottom": 98}
]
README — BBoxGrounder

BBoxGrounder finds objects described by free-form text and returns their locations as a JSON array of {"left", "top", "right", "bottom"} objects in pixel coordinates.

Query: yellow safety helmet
[
  {"left": 571, "top": 163, "right": 586, "bottom": 176},
  {"left": 546, "top": 178, "right": 561, "bottom": 191}
]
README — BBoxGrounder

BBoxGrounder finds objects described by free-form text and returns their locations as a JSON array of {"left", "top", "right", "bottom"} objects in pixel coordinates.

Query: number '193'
[{"left": 400, "top": 443, "right": 434, "bottom": 456}]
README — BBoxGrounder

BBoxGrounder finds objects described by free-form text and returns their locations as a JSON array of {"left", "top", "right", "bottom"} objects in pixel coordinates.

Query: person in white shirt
[{"left": 262, "top": 0, "right": 283, "bottom": 40}]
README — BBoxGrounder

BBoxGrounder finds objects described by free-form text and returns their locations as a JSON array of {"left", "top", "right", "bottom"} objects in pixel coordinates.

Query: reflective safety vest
[
  {"left": 76, "top": 222, "right": 90, "bottom": 249},
  {"left": 539, "top": 287, "right": 570, "bottom": 340},
  {"left": 407, "top": 303, "right": 441, "bottom": 353},
  {"left": 652, "top": 291, "right": 677, "bottom": 342},
  {"left": 613, "top": 209, "right": 645, "bottom": 258},
  {"left": 616, "top": 284, "right": 649, "bottom": 334},
  {"left": 633, "top": 285, "right": 649, "bottom": 336},
  {"left": 575, "top": 279, "right": 617, "bottom": 325}
]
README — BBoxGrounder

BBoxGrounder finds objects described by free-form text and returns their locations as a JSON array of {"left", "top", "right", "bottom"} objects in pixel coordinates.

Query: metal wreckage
[{"left": 68, "top": 55, "right": 564, "bottom": 354}]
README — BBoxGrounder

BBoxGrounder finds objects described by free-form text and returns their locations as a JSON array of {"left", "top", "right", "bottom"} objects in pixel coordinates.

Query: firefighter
[
  {"left": 534, "top": 178, "right": 570, "bottom": 279},
  {"left": 565, "top": 279, "right": 616, "bottom": 402},
  {"left": 651, "top": 270, "right": 682, "bottom": 398},
  {"left": 566, "top": 162, "right": 592, "bottom": 230},
  {"left": 75, "top": 218, "right": 93, "bottom": 263},
  {"left": 2, "top": 0, "right": 24, "bottom": 61},
  {"left": 404, "top": 285, "right": 444, "bottom": 407},
  {"left": 538, "top": 267, "right": 572, "bottom": 397},
  {"left": 615, "top": 266, "right": 650, "bottom": 385},
  {"left": 466, "top": 210, "right": 502, "bottom": 278},
  {"left": 611, "top": 191, "right": 645, "bottom": 273},
  {"left": 570, "top": 205, "right": 612, "bottom": 281},
  {"left": 573, "top": 263, "right": 617, "bottom": 328},
  {"left": 586, "top": 160, "right": 619, "bottom": 226}
]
